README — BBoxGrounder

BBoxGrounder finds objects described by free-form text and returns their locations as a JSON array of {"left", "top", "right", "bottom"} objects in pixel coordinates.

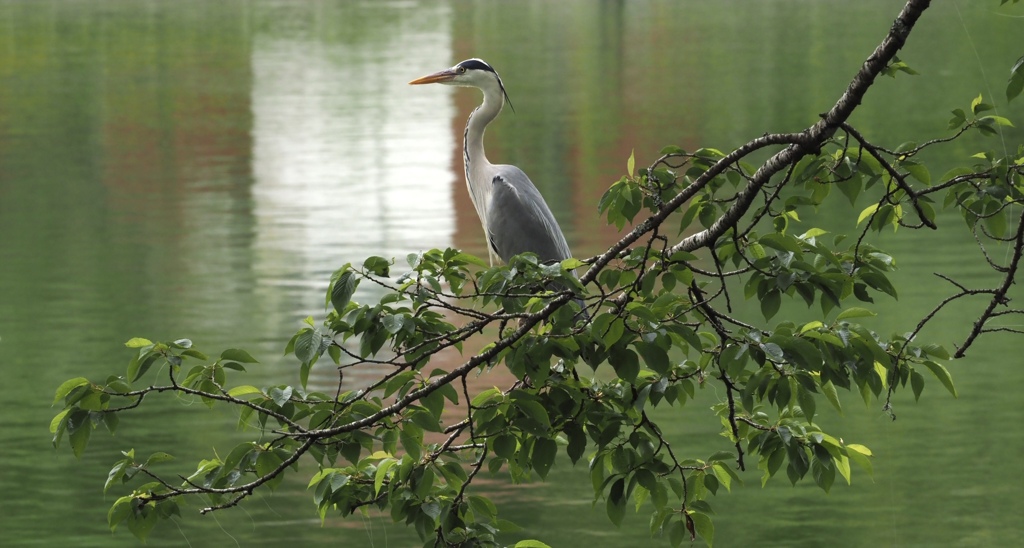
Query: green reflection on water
[{"left": 1, "top": 0, "right": 1021, "bottom": 546}]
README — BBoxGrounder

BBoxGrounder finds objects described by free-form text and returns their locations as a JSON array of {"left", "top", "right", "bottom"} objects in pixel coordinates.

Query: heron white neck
[
  {"left": 462, "top": 86, "right": 504, "bottom": 265},
  {"left": 463, "top": 86, "right": 503, "bottom": 172}
]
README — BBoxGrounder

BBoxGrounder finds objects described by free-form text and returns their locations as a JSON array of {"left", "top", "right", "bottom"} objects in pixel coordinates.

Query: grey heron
[
  {"left": 409, "top": 58, "right": 576, "bottom": 272},
  {"left": 410, "top": 58, "right": 586, "bottom": 318}
]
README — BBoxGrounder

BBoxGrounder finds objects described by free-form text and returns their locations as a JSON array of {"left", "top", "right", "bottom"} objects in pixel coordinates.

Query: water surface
[{"left": 1, "top": 1, "right": 1022, "bottom": 546}]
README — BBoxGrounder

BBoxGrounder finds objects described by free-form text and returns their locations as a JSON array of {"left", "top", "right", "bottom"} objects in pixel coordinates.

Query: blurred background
[{"left": 1, "top": 1, "right": 1022, "bottom": 546}]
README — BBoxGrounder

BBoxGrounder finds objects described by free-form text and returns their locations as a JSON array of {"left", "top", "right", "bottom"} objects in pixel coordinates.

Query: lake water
[{"left": 1, "top": 1, "right": 1022, "bottom": 546}]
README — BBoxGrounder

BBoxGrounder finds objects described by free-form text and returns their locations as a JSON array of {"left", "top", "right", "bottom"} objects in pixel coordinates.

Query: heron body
[{"left": 409, "top": 59, "right": 573, "bottom": 269}]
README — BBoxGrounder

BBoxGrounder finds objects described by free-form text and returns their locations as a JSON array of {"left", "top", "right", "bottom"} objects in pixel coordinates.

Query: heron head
[{"left": 410, "top": 58, "right": 514, "bottom": 111}]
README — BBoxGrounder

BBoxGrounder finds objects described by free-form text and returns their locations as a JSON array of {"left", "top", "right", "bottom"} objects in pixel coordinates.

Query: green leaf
[
  {"left": 410, "top": 409, "right": 441, "bottom": 432},
  {"left": 984, "top": 208, "right": 1007, "bottom": 238},
  {"left": 903, "top": 162, "right": 930, "bottom": 185},
  {"left": 255, "top": 449, "right": 284, "bottom": 480},
  {"left": 514, "top": 399, "right": 552, "bottom": 433},
  {"left": 760, "top": 290, "right": 781, "bottom": 320},
  {"left": 799, "top": 228, "right": 828, "bottom": 240},
  {"left": 222, "top": 361, "right": 246, "bottom": 372},
  {"left": 812, "top": 458, "right": 835, "bottom": 493},
  {"left": 126, "top": 503, "right": 158, "bottom": 541},
  {"left": 822, "top": 381, "right": 843, "bottom": 415},
  {"left": 486, "top": 517, "right": 523, "bottom": 534},
  {"left": 53, "top": 377, "right": 91, "bottom": 405},
  {"left": 294, "top": 329, "right": 324, "bottom": 364},
  {"left": 857, "top": 203, "right": 879, "bottom": 226},
  {"left": 711, "top": 463, "right": 734, "bottom": 492},
  {"left": 104, "top": 415, "right": 121, "bottom": 436},
  {"left": 979, "top": 115, "right": 1015, "bottom": 128},
  {"left": 451, "top": 251, "right": 488, "bottom": 267},
  {"left": 493, "top": 434, "right": 517, "bottom": 459},
  {"left": 947, "top": 108, "right": 967, "bottom": 130},
  {"left": 436, "top": 381, "right": 460, "bottom": 405},
  {"left": 438, "top": 461, "right": 468, "bottom": 492},
  {"left": 846, "top": 443, "right": 873, "bottom": 457},
  {"left": 1008, "top": 55, "right": 1024, "bottom": 102},
  {"left": 835, "top": 307, "right": 876, "bottom": 321},
  {"left": 911, "top": 370, "right": 925, "bottom": 401},
  {"left": 845, "top": 444, "right": 874, "bottom": 477},
  {"left": 720, "top": 344, "right": 749, "bottom": 378},
  {"left": 861, "top": 271, "right": 898, "bottom": 299},
  {"left": 799, "top": 321, "right": 824, "bottom": 334},
  {"left": 690, "top": 511, "right": 714, "bottom": 546},
  {"left": 128, "top": 352, "right": 161, "bottom": 383},
  {"left": 609, "top": 346, "right": 640, "bottom": 382},
  {"left": 49, "top": 409, "right": 69, "bottom": 436},
  {"left": 970, "top": 93, "right": 984, "bottom": 114},
  {"left": 606, "top": 478, "right": 626, "bottom": 526},
  {"left": 634, "top": 341, "right": 670, "bottom": 374},
  {"left": 107, "top": 496, "right": 133, "bottom": 531},
  {"left": 471, "top": 387, "right": 502, "bottom": 407},
  {"left": 180, "top": 348, "right": 209, "bottom": 361},
  {"left": 669, "top": 518, "right": 687, "bottom": 547},
  {"left": 331, "top": 271, "right": 358, "bottom": 313},
  {"left": 565, "top": 422, "right": 586, "bottom": 465},
  {"left": 469, "top": 495, "right": 497, "bottom": 523},
  {"left": 268, "top": 386, "right": 293, "bottom": 406},
  {"left": 363, "top": 256, "right": 390, "bottom": 277},
  {"left": 144, "top": 452, "right": 175, "bottom": 467},
  {"left": 104, "top": 460, "right": 129, "bottom": 494},
  {"left": 68, "top": 410, "right": 92, "bottom": 457},
  {"left": 514, "top": 540, "right": 552, "bottom": 548},
  {"left": 560, "top": 257, "right": 585, "bottom": 270},
  {"left": 706, "top": 451, "right": 734, "bottom": 463},
  {"left": 532, "top": 438, "right": 557, "bottom": 479},
  {"left": 374, "top": 459, "right": 396, "bottom": 496},
  {"left": 759, "top": 233, "right": 803, "bottom": 253},
  {"left": 599, "top": 316, "right": 626, "bottom": 348},
  {"left": 381, "top": 314, "right": 405, "bottom": 335},
  {"left": 220, "top": 348, "right": 259, "bottom": 364},
  {"left": 420, "top": 385, "right": 455, "bottom": 424},
  {"left": 977, "top": 124, "right": 998, "bottom": 136},
  {"left": 922, "top": 343, "right": 950, "bottom": 360},
  {"left": 227, "top": 385, "right": 263, "bottom": 398},
  {"left": 798, "top": 386, "right": 817, "bottom": 422},
  {"left": 307, "top": 467, "right": 333, "bottom": 489},
  {"left": 627, "top": 149, "right": 635, "bottom": 177},
  {"left": 124, "top": 337, "right": 153, "bottom": 348},
  {"left": 835, "top": 453, "right": 852, "bottom": 485},
  {"left": 921, "top": 360, "right": 957, "bottom": 398},
  {"left": 400, "top": 424, "right": 424, "bottom": 462}
]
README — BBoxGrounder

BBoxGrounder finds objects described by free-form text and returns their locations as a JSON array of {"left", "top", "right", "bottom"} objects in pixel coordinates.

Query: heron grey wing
[{"left": 486, "top": 167, "right": 573, "bottom": 265}]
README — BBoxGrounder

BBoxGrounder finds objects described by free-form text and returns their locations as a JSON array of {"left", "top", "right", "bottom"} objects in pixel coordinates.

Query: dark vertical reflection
[
  {"left": 0, "top": 2, "right": 257, "bottom": 546},
  {"left": 1, "top": 0, "right": 454, "bottom": 545}
]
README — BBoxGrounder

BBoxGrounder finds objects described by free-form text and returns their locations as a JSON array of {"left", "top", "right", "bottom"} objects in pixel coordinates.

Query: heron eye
[{"left": 458, "top": 66, "right": 466, "bottom": 73}]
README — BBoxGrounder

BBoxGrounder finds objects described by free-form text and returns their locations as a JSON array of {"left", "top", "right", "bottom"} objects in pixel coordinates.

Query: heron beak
[{"left": 409, "top": 68, "right": 458, "bottom": 85}]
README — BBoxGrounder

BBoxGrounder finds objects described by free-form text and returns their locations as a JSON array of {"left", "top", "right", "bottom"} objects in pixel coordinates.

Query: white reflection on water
[{"left": 249, "top": 4, "right": 456, "bottom": 319}]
